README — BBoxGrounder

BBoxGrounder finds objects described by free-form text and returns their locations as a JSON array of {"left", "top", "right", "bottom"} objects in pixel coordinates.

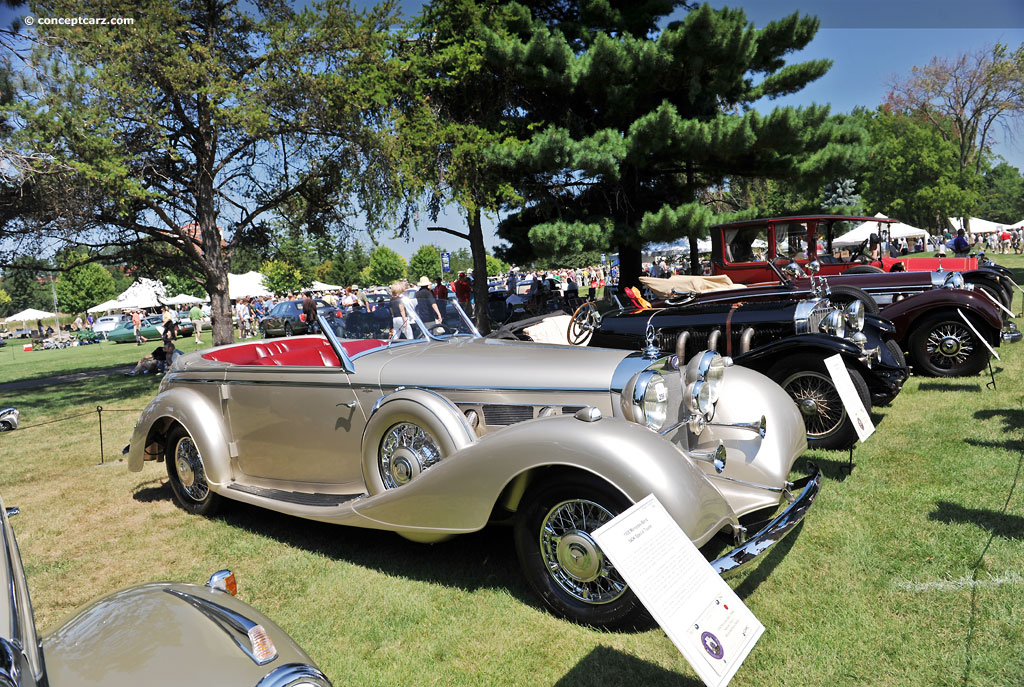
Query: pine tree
[{"left": 488, "top": 2, "right": 863, "bottom": 285}]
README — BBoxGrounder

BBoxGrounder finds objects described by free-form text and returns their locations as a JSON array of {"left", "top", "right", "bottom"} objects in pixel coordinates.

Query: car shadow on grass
[
  {"left": 929, "top": 501, "right": 1024, "bottom": 542},
  {"left": 554, "top": 646, "right": 702, "bottom": 687},
  {"left": 973, "top": 407, "right": 1024, "bottom": 432},
  {"left": 917, "top": 382, "right": 983, "bottom": 393}
]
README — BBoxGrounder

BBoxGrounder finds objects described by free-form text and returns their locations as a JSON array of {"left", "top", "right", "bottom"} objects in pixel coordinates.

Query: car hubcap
[
  {"left": 926, "top": 324, "right": 973, "bottom": 369},
  {"left": 781, "top": 371, "right": 845, "bottom": 439},
  {"left": 379, "top": 423, "right": 442, "bottom": 489},
  {"left": 540, "top": 499, "right": 627, "bottom": 604},
  {"left": 174, "top": 436, "right": 208, "bottom": 502}
]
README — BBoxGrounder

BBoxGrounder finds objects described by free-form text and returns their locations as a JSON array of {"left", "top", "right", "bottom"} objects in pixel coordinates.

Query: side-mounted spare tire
[
  {"left": 361, "top": 388, "right": 476, "bottom": 496},
  {"left": 826, "top": 285, "right": 880, "bottom": 315}
]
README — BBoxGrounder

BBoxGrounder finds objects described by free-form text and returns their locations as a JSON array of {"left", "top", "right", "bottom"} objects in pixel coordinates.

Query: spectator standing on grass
[
  {"left": 302, "top": 291, "right": 319, "bottom": 333},
  {"left": 952, "top": 228, "right": 970, "bottom": 257},
  {"left": 389, "top": 281, "right": 412, "bottom": 339},
  {"left": 188, "top": 303, "right": 203, "bottom": 344},
  {"left": 454, "top": 272, "right": 472, "bottom": 316},
  {"left": 73, "top": 314, "right": 83, "bottom": 331},
  {"left": 354, "top": 285, "right": 367, "bottom": 312},
  {"left": 131, "top": 310, "right": 144, "bottom": 345}
]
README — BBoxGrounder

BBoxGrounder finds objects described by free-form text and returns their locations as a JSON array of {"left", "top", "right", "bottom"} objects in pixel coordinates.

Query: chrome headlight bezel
[
  {"left": 684, "top": 350, "right": 725, "bottom": 404},
  {"left": 820, "top": 309, "right": 847, "bottom": 339},
  {"left": 844, "top": 300, "right": 865, "bottom": 332},
  {"left": 943, "top": 271, "right": 965, "bottom": 289},
  {"left": 627, "top": 369, "right": 669, "bottom": 431}
]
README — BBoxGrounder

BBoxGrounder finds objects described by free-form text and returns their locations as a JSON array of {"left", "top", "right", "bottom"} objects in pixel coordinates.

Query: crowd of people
[{"left": 940, "top": 227, "right": 1022, "bottom": 256}]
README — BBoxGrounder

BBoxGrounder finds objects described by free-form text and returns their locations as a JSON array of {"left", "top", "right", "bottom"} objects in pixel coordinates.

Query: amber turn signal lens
[{"left": 247, "top": 624, "right": 278, "bottom": 664}]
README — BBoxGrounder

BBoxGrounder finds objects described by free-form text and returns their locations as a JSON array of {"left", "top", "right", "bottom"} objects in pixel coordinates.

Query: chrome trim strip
[
  {"left": 256, "top": 663, "right": 333, "bottom": 687},
  {"left": 710, "top": 465, "right": 821, "bottom": 575},
  {"left": 164, "top": 589, "right": 278, "bottom": 665}
]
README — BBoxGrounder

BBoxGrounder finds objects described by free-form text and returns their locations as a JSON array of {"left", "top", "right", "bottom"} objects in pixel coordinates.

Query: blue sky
[{"left": 4, "top": 2, "right": 1023, "bottom": 256}]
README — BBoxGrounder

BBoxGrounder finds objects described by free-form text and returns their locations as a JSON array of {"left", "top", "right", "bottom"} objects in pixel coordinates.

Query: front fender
[
  {"left": 735, "top": 333, "right": 861, "bottom": 372},
  {"left": 350, "top": 415, "right": 738, "bottom": 547},
  {"left": 881, "top": 290, "right": 1002, "bottom": 345},
  {"left": 128, "top": 387, "right": 231, "bottom": 487}
]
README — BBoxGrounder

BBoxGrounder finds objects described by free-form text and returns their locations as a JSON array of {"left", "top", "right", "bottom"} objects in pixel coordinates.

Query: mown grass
[{"left": 1, "top": 257, "right": 1022, "bottom": 687}]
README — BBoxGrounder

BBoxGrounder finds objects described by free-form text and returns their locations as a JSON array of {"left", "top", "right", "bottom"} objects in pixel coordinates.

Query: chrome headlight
[
  {"left": 628, "top": 370, "right": 669, "bottom": 430},
  {"left": 820, "top": 309, "right": 846, "bottom": 338},
  {"left": 943, "top": 271, "right": 965, "bottom": 289},
  {"left": 686, "top": 380, "right": 712, "bottom": 416},
  {"left": 844, "top": 300, "right": 865, "bottom": 332},
  {"left": 684, "top": 350, "right": 725, "bottom": 404}
]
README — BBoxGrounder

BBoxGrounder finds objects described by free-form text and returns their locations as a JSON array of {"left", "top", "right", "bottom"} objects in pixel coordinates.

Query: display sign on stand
[
  {"left": 593, "top": 495, "right": 763, "bottom": 687},
  {"left": 824, "top": 353, "right": 875, "bottom": 473},
  {"left": 957, "top": 308, "right": 1000, "bottom": 390},
  {"left": 441, "top": 252, "right": 451, "bottom": 274}
]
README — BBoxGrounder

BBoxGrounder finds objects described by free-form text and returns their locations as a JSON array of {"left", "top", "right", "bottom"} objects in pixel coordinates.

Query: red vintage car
[{"left": 709, "top": 215, "right": 978, "bottom": 283}]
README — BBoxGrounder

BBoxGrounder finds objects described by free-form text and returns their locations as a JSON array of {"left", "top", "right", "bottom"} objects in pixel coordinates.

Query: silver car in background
[{"left": 128, "top": 300, "right": 820, "bottom": 628}]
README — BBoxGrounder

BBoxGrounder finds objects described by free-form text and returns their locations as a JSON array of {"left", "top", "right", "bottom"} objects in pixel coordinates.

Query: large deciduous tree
[
  {"left": 491, "top": 2, "right": 863, "bottom": 285},
  {"left": 0, "top": 0, "right": 403, "bottom": 345},
  {"left": 887, "top": 43, "right": 1024, "bottom": 182}
]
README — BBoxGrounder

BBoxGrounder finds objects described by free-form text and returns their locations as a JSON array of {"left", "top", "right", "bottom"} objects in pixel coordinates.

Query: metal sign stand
[
  {"left": 986, "top": 360, "right": 997, "bottom": 391},
  {"left": 840, "top": 445, "right": 855, "bottom": 476}
]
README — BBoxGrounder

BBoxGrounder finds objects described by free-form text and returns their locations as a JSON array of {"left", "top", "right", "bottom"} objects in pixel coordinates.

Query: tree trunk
[
  {"left": 206, "top": 270, "right": 234, "bottom": 346},
  {"left": 617, "top": 242, "right": 642, "bottom": 289},
  {"left": 468, "top": 206, "right": 491, "bottom": 334},
  {"left": 689, "top": 235, "right": 700, "bottom": 274}
]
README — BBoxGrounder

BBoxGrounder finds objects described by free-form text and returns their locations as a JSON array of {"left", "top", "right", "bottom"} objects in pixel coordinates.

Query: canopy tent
[
  {"left": 311, "top": 280, "right": 344, "bottom": 292},
  {"left": 832, "top": 213, "right": 930, "bottom": 248},
  {"left": 160, "top": 293, "right": 205, "bottom": 306},
  {"left": 646, "top": 237, "right": 714, "bottom": 255},
  {"left": 228, "top": 271, "right": 271, "bottom": 299},
  {"left": 114, "top": 278, "right": 167, "bottom": 309},
  {"left": 4, "top": 308, "right": 55, "bottom": 323},
  {"left": 949, "top": 217, "right": 1005, "bottom": 234},
  {"left": 87, "top": 299, "right": 122, "bottom": 314}
]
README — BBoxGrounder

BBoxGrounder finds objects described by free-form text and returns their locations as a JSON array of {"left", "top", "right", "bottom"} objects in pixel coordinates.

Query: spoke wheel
[
  {"left": 770, "top": 358, "right": 869, "bottom": 451},
  {"left": 909, "top": 314, "right": 990, "bottom": 377},
  {"left": 514, "top": 475, "right": 647, "bottom": 629},
  {"left": 378, "top": 422, "right": 442, "bottom": 489},
  {"left": 166, "top": 426, "right": 221, "bottom": 515}
]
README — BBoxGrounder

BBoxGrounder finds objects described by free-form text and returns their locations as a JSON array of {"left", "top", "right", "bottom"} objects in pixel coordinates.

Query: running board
[{"left": 227, "top": 483, "right": 363, "bottom": 507}]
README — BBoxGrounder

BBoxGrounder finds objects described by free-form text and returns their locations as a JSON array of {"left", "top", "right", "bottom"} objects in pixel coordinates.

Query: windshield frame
[{"left": 400, "top": 295, "right": 480, "bottom": 341}]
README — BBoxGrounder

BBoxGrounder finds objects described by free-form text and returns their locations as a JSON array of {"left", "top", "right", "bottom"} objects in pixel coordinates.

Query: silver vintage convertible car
[
  {"left": 0, "top": 496, "right": 332, "bottom": 687},
  {"left": 128, "top": 301, "right": 820, "bottom": 628}
]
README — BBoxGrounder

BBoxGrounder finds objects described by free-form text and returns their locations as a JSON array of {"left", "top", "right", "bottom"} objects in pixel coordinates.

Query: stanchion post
[{"left": 96, "top": 405, "right": 104, "bottom": 465}]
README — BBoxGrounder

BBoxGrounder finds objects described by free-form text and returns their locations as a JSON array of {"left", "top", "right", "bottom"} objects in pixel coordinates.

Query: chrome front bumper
[
  {"left": 710, "top": 464, "right": 821, "bottom": 575},
  {"left": 1001, "top": 322, "right": 1022, "bottom": 344}
]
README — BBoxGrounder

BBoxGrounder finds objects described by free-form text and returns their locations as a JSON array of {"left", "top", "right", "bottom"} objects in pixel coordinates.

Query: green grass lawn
[{"left": 0, "top": 257, "right": 1022, "bottom": 686}]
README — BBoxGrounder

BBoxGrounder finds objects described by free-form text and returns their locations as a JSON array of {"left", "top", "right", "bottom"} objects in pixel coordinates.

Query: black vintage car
[{"left": 561, "top": 295, "right": 909, "bottom": 451}]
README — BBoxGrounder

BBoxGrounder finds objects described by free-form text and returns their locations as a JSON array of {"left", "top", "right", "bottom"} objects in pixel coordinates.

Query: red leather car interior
[{"left": 202, "top": 337, "right": 386, "bottom": 366}]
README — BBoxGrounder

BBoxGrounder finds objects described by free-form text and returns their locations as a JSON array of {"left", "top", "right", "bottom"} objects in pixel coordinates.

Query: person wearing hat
[
  {"left": 454, "top": 271, "right": 473, "bottom": 316},
  {"left": 353, "top": 285, "right": 367, "bottom": 311},
  {"left": 414, "top": 276, "right": 442, "bottom": 326}
]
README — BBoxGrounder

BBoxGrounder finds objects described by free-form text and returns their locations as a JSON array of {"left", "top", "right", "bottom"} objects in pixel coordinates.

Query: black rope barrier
[{"left": 0, "top": 406, "right": 146, "bottom": 465}]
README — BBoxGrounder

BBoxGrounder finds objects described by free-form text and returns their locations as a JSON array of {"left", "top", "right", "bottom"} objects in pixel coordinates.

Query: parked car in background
[
  {"left": 258, "top": 298, "right": 339, "bottom": 337},
  {"left": 709, "top": 215, "right": 1019, "bottom": 308},
  {"left": 108, "top": 315, "right": 193, "bottom": 343},
  {"left": 0, "top": 498, "right": 333, "bottom": 687},
  {"left": 92, "top": 314, "right": 130, "bottom": 338},
  {"left": 129, "top": 303, "right": 819, "bottom": 628}
]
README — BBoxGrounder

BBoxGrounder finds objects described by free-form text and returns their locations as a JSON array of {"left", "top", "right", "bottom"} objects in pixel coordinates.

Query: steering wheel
[
  {"left": 848, "top": 239, "right": 871, "bottom": 264},
  {"left": 567, "top": 302, "right": 601, "bottom": 346}
]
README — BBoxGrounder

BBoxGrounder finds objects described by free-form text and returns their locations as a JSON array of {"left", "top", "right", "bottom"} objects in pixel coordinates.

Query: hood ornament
[{"left": 642, "top": 323, "right": 660, "bottom": 360}]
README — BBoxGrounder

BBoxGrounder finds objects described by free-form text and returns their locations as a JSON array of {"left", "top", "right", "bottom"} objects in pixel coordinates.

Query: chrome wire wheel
[
  {"left": 378, "top": 422, "right": 442, "bottom": 489},
  {"left": 174, "top": 435, "right": 209, "bottom": 503},
  {"left": 539, "top": 498, "right": 627, "bottom": 604},
  {"left": 780, "top": 370, "right": 845, "bottom": 440},
  {"left": 924, "top": 323, "right": 974, "bottom": 370}
]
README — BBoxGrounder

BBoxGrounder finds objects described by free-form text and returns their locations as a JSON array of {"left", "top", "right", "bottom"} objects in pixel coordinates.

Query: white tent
[
  {"left": 833, "top": 213, "right": 930, "bottom": 248},
  {"left": 949, "top": 217, "right": 1005, "bottom": 234},
  {"left": 160, "top": 293, "right": 205, "bottom": 306},
  {"left": 4, "top": 308, "right": 55, "bottom": 323},
  {"left": 115, "top": 278, "right": 167, "bottom": 309},
  {"left": 228, "top": 271, "right": 271, "bottom": 299},
  {"left": 646, "top": 237, "right": 713, "bottom": 255},
  {"left": 87, "top": 299, "right": 122, "bottom": 314},
  {"left": 311, "top": 280, "right": 344, "bottom": 291}
]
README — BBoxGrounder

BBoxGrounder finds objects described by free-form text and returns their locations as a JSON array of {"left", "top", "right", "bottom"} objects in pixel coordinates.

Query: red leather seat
[{"left": 203, "top": 337, "right": 385, "bottom": 367}]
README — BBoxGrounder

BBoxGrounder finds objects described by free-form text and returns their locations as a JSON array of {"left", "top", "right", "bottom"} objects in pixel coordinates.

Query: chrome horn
[{"left": 707, "top": 415, "right": 767, "bottom": 438}]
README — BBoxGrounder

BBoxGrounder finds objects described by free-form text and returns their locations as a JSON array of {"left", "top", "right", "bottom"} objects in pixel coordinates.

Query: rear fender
[
  {"left": 351, "top": 415, "right": 737, "bottom": 547},
  {"left": 128, "top": 387, "right": 231, "bottom": 486}
]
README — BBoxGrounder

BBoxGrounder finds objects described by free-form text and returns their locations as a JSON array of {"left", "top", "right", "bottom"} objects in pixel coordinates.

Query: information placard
[
  {"left": 957, "top": 308, "right": 1000, "bottom": 361},
  {"left": 592, "top": 495, "right": 763, "bottom": 687},
  {"left": 824, "top": 353, "right": 875, "bottom": 443}
]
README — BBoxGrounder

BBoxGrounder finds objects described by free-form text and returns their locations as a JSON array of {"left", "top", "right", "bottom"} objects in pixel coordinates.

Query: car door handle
[{"left": 338, "top": 401, "right": 357, "bottom": 408}]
